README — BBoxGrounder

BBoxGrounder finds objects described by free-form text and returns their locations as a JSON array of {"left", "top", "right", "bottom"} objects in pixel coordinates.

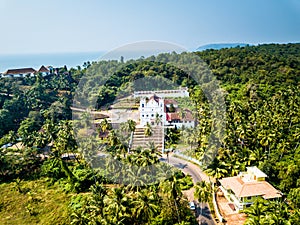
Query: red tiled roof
[
  {"left": 164, "top": 99, "right": 178, "bottom": 105},
  {"left": 219, "top": 176, "right": 282, "bottom": 199},
  {"left": 167, "top": 113, "right": 180, "bottom": 121},
  {"left": 182, "top": 109, "right": 194, "bottom": 121},
  {"left": 166, "top": 109, "right": 194, "bottom": 122},
  {"left": 4, "top": 68, "right": 36, "bottom": 75}
]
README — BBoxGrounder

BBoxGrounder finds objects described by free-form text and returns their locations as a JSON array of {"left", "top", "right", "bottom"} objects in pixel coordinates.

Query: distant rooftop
[
  {"left": 4, "top": 68, "right": 36, "bottom": 75},
  {"left": 38, "top": 65, "right": 50, "bottom": 73}
]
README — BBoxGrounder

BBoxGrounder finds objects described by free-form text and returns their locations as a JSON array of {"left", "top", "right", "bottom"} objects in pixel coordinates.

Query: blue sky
[{"left": 0, "top": 0, "right": 299, "bottom": 54}]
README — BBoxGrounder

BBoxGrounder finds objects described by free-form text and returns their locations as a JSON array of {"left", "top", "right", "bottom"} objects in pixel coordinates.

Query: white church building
[{"left": 139, "top": 94, "right": 195, "bottom": 129}]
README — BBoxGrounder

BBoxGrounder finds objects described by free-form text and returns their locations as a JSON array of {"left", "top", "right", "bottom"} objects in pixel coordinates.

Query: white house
[{"left": 139, "top": 94, "right": 195, "bottom": 129}]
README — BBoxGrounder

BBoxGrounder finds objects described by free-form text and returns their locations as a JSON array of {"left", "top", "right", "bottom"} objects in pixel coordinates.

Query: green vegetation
[
  {"left": 0, "top": 179, "right": 71, "bottom": 225},
  {"left": 0, "top": 43, "right": 300, "bottom": 223}
]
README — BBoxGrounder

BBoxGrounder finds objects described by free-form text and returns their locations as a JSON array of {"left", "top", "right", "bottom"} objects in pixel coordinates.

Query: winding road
[{"left": 160, "top": 154, "right": 216, "bottom": 225}]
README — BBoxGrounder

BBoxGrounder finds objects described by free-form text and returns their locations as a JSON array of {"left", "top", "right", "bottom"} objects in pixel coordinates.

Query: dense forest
[{"left": 0, "top": 43, "right": 299, "bottom": 224}]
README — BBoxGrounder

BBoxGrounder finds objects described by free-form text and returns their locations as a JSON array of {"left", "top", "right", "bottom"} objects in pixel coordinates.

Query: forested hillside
[{"left": 0, "top": 43, "right": 299, "bottom": 224}]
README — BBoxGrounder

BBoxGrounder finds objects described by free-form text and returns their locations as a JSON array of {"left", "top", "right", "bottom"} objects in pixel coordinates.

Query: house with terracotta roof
[
  {"left": 219, "top": 166, "right": 282, "bottom": 212},
  {"left": 139, "top": 94, "right": 195, "bottom": 128},
  {"left": 37, "top": 65, "right": 50, "bottom": 76},
  {"left": 3, "top": 68, "right": 37, "bottom": 77},
  {"left": 2, "top": 65, "right": 52, "bottom": 77}
]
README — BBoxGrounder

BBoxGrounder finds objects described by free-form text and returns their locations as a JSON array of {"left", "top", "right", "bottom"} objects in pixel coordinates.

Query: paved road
[{"left": 160, "top": 154, "right": 215, "bottom": 225}]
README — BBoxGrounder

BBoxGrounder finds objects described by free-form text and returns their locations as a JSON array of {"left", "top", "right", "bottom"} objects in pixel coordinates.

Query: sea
[
  {"left": 0, "top": 46, "right": 189, "bottom": 73},
  {"left": 0, "top": 52, "right": 105, "bottom": 73}
]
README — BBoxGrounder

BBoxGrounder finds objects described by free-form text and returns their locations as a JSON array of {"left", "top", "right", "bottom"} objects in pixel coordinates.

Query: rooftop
[
  {"left": 247, "top": 166, "right": 268, "bottom": 178},
  {"left": 219, "top": 174, "right": 282, "bottom": 199},
  {"left": 4, "top": 68, "right": 36, "bottom": 75},
  {"left": 164, "top": 99, "right": 178, "bottom": 105},
  {"left": 38, "top": 65, "right": 50, "bottom": 73},
  {"left": 166, "top": 109, "right": 194, "bottom": 122},
  {"left": 148, "top": 94, "right": 160, "bottom": 103}
]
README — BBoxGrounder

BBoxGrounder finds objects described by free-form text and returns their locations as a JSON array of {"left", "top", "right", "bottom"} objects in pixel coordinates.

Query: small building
[
  {"left": 3, "top": 68, "right": 37, "bottom": 77},
  {"left": 166, "top": 109, "right": 195, "bottom": 128},
  {"left": 219, "top": 166, "right": 282, "bottom": 212},
  {"left": 37, "top": 65, "right": 50, "bottom": 76}
]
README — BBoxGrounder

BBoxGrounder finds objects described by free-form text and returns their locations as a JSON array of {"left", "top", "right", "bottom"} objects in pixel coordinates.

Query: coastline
[{"left": 0, "top": 52, "right": 104, "bottom": 72}]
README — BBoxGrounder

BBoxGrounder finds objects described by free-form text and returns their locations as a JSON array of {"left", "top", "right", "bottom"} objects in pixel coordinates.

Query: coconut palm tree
[
  {"left": 99, "top": 118, "right": 110, "bottom": 134},
  {"left": 132, "top": 189, "right": 159, "bottom": 223},
  {"left": 127, "top": 119, "right": 137, "bottom": 132},
  {"left": 181, "top": 128, "right": 197, "bottom": 150},
  {"left": 104, "top": 187, "right": 132, "bottom": 224},
  {"left": 146, "top": 141, "right": 158, "bottom": 153},
  {"left": 161, "top": 175, "right": 182, "bottom": 223},
  {"left": 89, "top": 182, "right": 107, "bottom": 218},
  {"left": 155, "top": 113, "right": 162, "bottom": 126},
  {"left": 107, "top": 130, "right": 119, "bottom": 147},
  {"left": 243, "top": 198, "right": 270, "bottom": 225},
  {"left": 194, "top": 181, "right": 211, "bottom": 224},
  {"left": 144, "top": 122, "right": 152, "bottom": 136},
  {"left": 204, "top": 158, "right": 228, "bottom": 181}
]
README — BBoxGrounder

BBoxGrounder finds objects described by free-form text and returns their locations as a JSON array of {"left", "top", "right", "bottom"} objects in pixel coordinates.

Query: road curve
[{"left": 160, "top": 154, "right": 215, "bottom": 225}]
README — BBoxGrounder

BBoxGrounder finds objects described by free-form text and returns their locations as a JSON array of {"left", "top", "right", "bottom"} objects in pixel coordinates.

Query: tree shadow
[
  {"left": 174, "top": 162, "right": 188, "bottom": 169},
  {"left": 196, "top": 204, "right": 213, "bottom": 224}
]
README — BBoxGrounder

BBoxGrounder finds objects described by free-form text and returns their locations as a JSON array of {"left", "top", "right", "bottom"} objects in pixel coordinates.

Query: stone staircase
[{"left": 131, "top": 126, "right": 164, "bottom": 151}]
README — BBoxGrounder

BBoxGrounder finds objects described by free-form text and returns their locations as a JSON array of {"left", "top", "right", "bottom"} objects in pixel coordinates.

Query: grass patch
[{"left": 0, "top": 178, "right": 73, "bottom": 225}]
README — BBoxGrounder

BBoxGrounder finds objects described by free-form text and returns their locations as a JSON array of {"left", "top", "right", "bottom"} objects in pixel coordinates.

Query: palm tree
[
  {"left": 181, "top": 128, "right": 198, "bottom": 151},
  {"left": 144, "top": 122, "right": 152, "bottom": 136},
  {"left": 132, "top": 189, "right": 159, "bottom": 223},
  {"left": 155, "top": 113, "right": 162, "bottom": 126},
  {"left": 268, "top": 200, "right": 291, "bottom": 225},
  {"left": 99, "top": 118, "right": 110, "bottom": 134},
  {"left": 146, "top": 141, "right": 158, "bottom": 153},
  {"left": 120, "top": 120, "right": 135, "bottom": 134},
  {"left": 107, "top": 130, "right": 119, "bottom": 147},
  {"left": 119, "top": 119, "right": 136, "bottom": 152},
  {"left": 204, "top": 158, "right": 228, "bottom": 182},
  {"left": 127, "top": 119, "right": 136, "bottom": 132},
  {"left": 104, "top": 187, "right": 131, "bottom": 224},
  {"left": 89, "top": 182, "right": 107, "bottom": 218},
  {"left": 53, "top": 120, "right": 78, "bottom": 183},
  {"left": 125, "top": 166, "right": 146, "bottom": 193},
  {"left": 243, "top": 198, "right": 270, "bottom": 225},
  {"left": 194, "top": 181, "right": 211, "bottom": 224},
  {"left": 161, "top": 176, "right": 182, "bottom": 223},
  {"left": 7, "top": 131, "right": 20, "bottom": 150}
]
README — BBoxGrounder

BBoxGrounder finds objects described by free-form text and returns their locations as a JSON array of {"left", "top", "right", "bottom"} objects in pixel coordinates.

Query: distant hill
[{"left": 196, "top": 43, "right": 249, "bottom": 51}]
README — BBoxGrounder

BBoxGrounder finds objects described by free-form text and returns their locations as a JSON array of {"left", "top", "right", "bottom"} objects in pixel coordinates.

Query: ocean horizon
[
  {"left": 0, "top": 47, "right": 190, "bottom": 73},
  {"left": 0, "top": 52, "right": 105, "bottom": 73}
]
